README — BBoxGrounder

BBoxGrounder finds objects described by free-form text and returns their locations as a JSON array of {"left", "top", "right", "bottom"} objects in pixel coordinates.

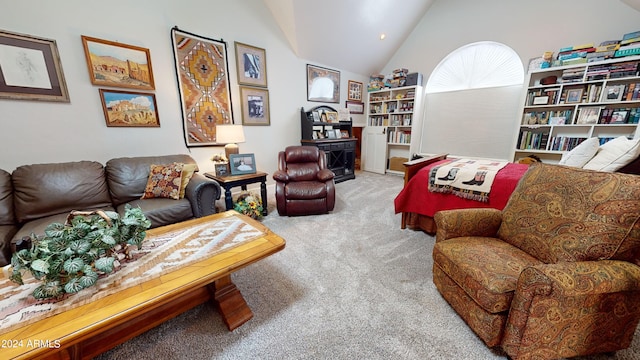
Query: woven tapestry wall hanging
[{"left": 171, "top": 27, "right": 233, "bottom": 147}]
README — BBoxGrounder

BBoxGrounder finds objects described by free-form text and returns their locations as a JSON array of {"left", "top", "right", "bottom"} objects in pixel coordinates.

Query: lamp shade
[{"left": 216, "top": 124, "right": 245, "bottom": 144}]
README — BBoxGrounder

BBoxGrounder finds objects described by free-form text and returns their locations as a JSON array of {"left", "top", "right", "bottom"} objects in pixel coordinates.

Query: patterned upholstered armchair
[{"left": 432, "top": 163, "right": 640, "bottom": 360}]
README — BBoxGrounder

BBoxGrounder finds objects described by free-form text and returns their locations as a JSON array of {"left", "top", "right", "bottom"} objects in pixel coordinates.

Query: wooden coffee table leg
[{"left": 208, "top": 275, "right": 253, "bottom": 331}]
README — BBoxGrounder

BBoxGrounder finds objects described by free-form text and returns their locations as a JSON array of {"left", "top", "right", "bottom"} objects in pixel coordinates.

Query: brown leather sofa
[
  {"left": 433, "top": 163, "right": 640, "bottom": 359},
  {"left": 0, "top": 154, "right": 221, "bottom": 266},
  {"left": 273, "top": 146, "right": 335, "bottom": 216}
]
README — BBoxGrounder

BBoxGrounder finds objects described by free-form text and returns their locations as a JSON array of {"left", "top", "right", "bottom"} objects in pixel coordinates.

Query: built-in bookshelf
[
  {"left": 513, "top": 55, "right": 640, "bottom": 163},
  {"left": 362, "top": 85, "right": 423, "bottom": 175}
]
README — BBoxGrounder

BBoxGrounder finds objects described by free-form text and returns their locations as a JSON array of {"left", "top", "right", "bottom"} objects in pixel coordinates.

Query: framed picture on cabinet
[
  {"left": 234, "top": 42, "right": 267, "bottom": 87},
  {"left": 325, "top": 111, "right": 338, "bottom": 123},
  {"left": 601, "top": 85, "right": 625, "bottom": 102},
  {"left": 82, "top": 35, "right": 155, "bottom": 90},
  {"left": 239, "top": 86, "right": 270, "bottom": 126},
  {"left": 307, "top": 64, "right": 340, "bottom": 103},
  {"left": 347, "top": 80, "right": 363, "bottom": 101},
  {"left": 0, "top": 29, "right": 70, "bottom": 102}
]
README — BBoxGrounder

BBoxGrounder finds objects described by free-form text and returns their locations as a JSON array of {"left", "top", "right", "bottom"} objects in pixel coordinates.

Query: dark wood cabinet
[{"left": 300, "top": 106, "right": 356, "bottom": 183}]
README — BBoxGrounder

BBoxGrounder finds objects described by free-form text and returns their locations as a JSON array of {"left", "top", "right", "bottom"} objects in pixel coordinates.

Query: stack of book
[
  {"left": 560, "top": 67, "right": 585, "bottom": 83},
  {"left": 557, "top": 43, "right": 595, "bottom": 65},
  {"left": 587, "top": 41, "right": 620, "bottom": 62},
  {"left": 368, "top": 74, "right": 385, "bottom": 91},
  {"left": 615, "top": 30, "right": 640, "bottom": 58}
]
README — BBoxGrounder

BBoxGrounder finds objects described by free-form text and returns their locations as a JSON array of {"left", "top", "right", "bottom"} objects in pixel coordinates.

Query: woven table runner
[{"left": 0, "top": 213, "right": 265, "bottom": 335}]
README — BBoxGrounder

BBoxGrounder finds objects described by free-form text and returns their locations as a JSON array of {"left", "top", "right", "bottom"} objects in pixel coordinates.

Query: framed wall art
[
  {"left": 307, "top": 64, "right": 340, "bottom": 103},
  {"left": 99, "top": 89, "right": 160, "bottom": 127},
  {"left": 229, "top": 153, "right": 257, "bottom": 175},
  {"left": 234, "top": 41, "right": 267, "bottom": 88},
  {"left": 81, "top": 35, "right": 155, "bottom": 90},
  {"left": 239, "top": 86, "right": 270, "bottom": 126},
  {"left": 0, "top": 29, "right": 69, "bottom": 102},
  {"left": 171, "top": 27, "right": 234, "bottom": 146},
  {"left": 345, "top": 100, "right": 364, "bottom": 114},
  {"left": 347, "top": 80, "right": 363, "bottom": 101}
]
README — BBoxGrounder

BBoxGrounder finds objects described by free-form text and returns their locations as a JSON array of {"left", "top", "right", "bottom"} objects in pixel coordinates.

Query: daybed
[
  {"left": 0, "top": 154, "right": 222, "bottom": 267},
  {"left": 395, "top": 136, "right": 640, "bottom": 234}
]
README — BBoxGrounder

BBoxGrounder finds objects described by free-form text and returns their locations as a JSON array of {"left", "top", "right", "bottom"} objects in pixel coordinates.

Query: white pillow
[
  {"left": 582, "top": 136, "right": 640, "bottom": 172},
  {"left": 558, "top": 137, "right": 600, "bottom": 167}
]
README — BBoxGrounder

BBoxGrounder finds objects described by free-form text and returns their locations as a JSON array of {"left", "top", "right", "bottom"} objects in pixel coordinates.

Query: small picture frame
[
  {"left": 327, "top": 130, "right": 337, "bottom": 139},
  {"left": 214, "top": 162, "right": 229, "bottom": 177},
  {"left": 565, "top": 89, "right": 583, "bottom": 104},
  {"left": 229, "top": 153, "right": 257, "bottom": 175},
  {"left": 239, "top": 86, "right": 270, "bottom": 126},
  {"left": 341, "top": 130, "right": 350, "bottom": 138},
  {"left": 325, "top": 111, "right": 338, "bottom": 123},
  {"left": 346, "top": 100, "right": 364, "bottom": 114},
  {"left": 99, "top": 89, "right": 160, "bottom": 127},
  {"left": 234, "top": 42, "right": 267, "bottom": 88},
  {"left": 601, "top": 85, "right": 625, "bottom": 102},
  {"left": 611, "top": 110, "right": 629, "bottom": 123},
  {"left": 347, "top": 80, "right": 363, "bottom": 101},
  {"left": 334, "top": 129, "right": 342, "bottom": 139},
  {"left": 82, "top": 35, "right": 155, "bottom": 90},
  {"left": 532, "top": 96, "right": 550, "bottom": 105},
  {"left": 0, "top": 29, "right": 70, "bottom": 102}
]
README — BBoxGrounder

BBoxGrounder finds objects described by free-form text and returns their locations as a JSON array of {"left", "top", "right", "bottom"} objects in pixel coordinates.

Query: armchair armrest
[
  {"left": 317, "top": 169, "right": 335, "bottom": 182},
  {"left": 503, "top": 260, "right": 640, "bottom": 359},
  {"left": 272, "top": 170, "right": 289, "bottom": 183},
  {"left": 184, "top": 173, "right": 221, "bottom": 218},
  {"left": 434, "top": 208, "right": 502, "bottom": 243}
]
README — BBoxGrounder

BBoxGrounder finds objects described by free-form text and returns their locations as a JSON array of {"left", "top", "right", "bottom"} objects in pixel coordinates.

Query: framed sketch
[
  {"left": 307, "top": 64, "right": 340, "bottom": 103},
  {"left": 234, "top": 42, "right": 267, "bottom": 87},
  {"left": 82, "top": 35, "right": 155, "bottom": 90},
  {"left": 0, "top": 29, "right": 69, "bottom": 102},
  {"left": 99, "top": 89, "right": 160, "bottom": 127},
  {"left": 325, "top": 111, "right": 338, "bottom": 123},
  {"left": 214, "top": 162, "right": 229, "bottom": 177},
  {"left": 565, "top": 89, "right": 583, "bottom": 103},
  {"left": 346, "top": 100, "right": 364, "bottom": 114},
  {"left": 229, "top": 153, "right": 257, "bottom": 175},
  {"left": 240, "top": 86, "right": 270, "bottom": 126},
  {"left": 172, "top": 27, "right": 234, "bottom": 146},
  {"left": 347, "top": 80, "right": 363, "bottom": 101},
  {"left": 602, "top": 85, "right": 625, "bottom": 102}
]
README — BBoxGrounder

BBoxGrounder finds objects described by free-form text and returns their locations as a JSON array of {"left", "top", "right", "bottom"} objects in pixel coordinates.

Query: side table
[{"left": 205, "top": 171, "right": 268, "bottom": 216}]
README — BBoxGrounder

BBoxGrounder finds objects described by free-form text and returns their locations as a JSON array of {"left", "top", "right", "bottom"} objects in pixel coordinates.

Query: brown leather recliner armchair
[{"left": 273, "top": 146, "right": 335, "bottom": 216}]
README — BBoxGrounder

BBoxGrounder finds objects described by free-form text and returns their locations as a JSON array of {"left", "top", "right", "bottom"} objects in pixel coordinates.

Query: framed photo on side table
[
  {"left": 229, "top": 153, "right": 257, "bottom": 175},
  {"left": 0, "top": 29, "right": 70, "bottom": 102},
  {"left": 234, "top": 42, "right": 267, "bottom": 87},
  {"left": 214, "top": 163, "right": 229, "bottom": 177}
]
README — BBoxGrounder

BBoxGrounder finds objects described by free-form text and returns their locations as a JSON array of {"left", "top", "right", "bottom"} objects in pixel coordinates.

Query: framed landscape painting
[
  {"left": 99, "top": 89, "right": 160, "bottom": 127},
  {"left": 0, "top": 29, "right": 70, "bottom": 102},
  {"left": 82, "top": 35, "right": 155, "bottom": 90}
]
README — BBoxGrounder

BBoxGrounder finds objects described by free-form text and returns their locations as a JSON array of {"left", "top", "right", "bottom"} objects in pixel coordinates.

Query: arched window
[
  {"left": 420, "top": 42, "right": 525, "bottom": 160},
  {"left": 426, "top": 41, "right": 524, "bottom": 93}
]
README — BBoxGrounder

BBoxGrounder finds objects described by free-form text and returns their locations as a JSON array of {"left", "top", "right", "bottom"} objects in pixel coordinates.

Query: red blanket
[{"left": 394, "top": 159, "right": 530, "bottom": 217}]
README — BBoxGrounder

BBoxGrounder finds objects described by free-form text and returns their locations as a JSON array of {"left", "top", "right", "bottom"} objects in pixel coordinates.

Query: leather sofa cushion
[
  {"left": 116, "top": 198, "right": 193, "bottom": 228},
  {"left": 0, "top": 169, "right": 14, "bottom": 225},
  {"left": 106, "top": 154, "right": 198, "bottom": 206},
  {"left": 0, "top": 224, "right": 17, "bottom": 266},
  {"left": 284, "top": 181, "right": 327, "bottom": 200},
  {"left": 12, "top": 161, "right": 112, "bottom": 223},
  {"left": 497, "top": 164, "right": 640, "bottom": 264}
]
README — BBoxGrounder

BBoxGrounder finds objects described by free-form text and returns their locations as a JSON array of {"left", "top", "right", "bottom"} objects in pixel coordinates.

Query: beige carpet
[{"left": 97, "top": 171, "right": 640, "bottom": 360}]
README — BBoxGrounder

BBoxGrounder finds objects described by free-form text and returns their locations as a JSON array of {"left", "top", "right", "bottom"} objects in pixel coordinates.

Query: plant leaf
[
  {"left": 63, "top": 257, "right": 85, "bottom": 274},
  {"left": 100, "top": 234, "right": 116, "bottom": 246},
  {"left": 69, "top": 240, "right": 91, "bottom": 254},
  {"left": 30, "top": 259, "right": 50, "bottom": 274},
  {"left": 94, "top": 256, "right": 115, "bottom": 273}
]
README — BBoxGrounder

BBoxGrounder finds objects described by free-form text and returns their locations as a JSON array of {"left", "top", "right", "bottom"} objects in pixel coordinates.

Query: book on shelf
[{"left": 622, "top": 30, "right": 640, "bottom": 41}]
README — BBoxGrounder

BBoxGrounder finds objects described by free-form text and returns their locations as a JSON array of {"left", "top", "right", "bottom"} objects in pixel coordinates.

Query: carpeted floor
[{"left": 97, "top": 171, "right": 640, "bottom": 360}]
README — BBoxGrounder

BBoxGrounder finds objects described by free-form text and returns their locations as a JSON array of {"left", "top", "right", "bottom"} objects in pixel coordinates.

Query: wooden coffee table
[{"left": 0, "top": 211, "right": 285, "bottom": 359}]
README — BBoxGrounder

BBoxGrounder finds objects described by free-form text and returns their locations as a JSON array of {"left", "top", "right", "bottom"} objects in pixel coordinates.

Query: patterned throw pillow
[
  {"left": 179, "top": 163, "right": 197, "bottom": 199},
  {"left": 141, "top": 163, "right": 184, "bottom": 200}
]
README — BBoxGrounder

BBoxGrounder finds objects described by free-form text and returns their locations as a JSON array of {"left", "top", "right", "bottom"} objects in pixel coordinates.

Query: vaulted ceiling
[{"left": 264, "top": 0, "right": 435, "bottom": 76}]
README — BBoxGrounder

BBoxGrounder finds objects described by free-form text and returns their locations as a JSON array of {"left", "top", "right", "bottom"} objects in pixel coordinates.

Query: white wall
[
  {"left": 0, "top": 0, "right": 367, "bottom": 177},
  {"left": 383, "top": 0, "right": 640, "bottom": 159}
]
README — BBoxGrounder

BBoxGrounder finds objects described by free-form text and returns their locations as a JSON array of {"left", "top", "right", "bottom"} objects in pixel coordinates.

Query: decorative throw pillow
[
  {"left": 179, "top": 163, "right": 197, "bottom": 199},
  {"left": 141, "top": 163, "right": 184, "bottom": 200},
  {"left": 558, "top": 137, "right": 599, "bottom": 167},
  {"left": 583, "top": 136, "right": 640, "bottom": 172}
]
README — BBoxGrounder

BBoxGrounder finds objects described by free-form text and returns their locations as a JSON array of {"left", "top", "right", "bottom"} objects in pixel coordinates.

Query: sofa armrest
[
  {"left": 184, "top": 173, "right": 221, "bottom": 218},
  {"left": 434, "top": 208, "right": 502, "bottom": 243},
  {"left": 272, "top": 170, "right": 289, "bottom": 183},
  {"left": 503, "top": 260, "right": 640, "bottom": 359},
  {"left": 317, "top": 169, "right": 335, "bottom": 182}
]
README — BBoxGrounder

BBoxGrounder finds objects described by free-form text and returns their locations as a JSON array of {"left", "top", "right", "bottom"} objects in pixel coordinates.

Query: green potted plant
[
  {"left": 9, "top": 205, "right": 151, "bottom": 300},
  {"left": 233, "top": 192, "right": 264, "bottom": 220}
]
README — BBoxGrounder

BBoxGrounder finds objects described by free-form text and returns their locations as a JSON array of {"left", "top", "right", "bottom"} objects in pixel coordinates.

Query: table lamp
[{"left": 216, "top": 124, "right": 245, "bottom": 159}]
